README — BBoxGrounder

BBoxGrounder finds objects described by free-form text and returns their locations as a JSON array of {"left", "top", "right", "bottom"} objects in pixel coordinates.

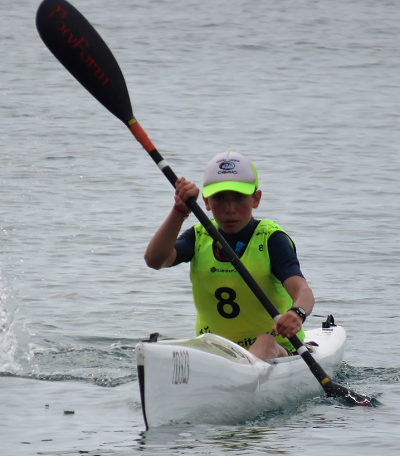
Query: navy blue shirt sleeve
[
  {"left": 171, "top": 226, "right": 196, "bottom": 266},
  {"left": 268, "top": 231, "right": 304, "bottom": 284}
]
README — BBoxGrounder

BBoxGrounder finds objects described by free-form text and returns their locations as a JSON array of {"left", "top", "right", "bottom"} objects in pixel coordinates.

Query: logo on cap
[{"left": 220, "top": 161, "right": 235, "bottom": 171}]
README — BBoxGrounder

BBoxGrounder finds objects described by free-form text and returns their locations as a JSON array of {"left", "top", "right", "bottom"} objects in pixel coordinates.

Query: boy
[{"left": 145, "top": 151, "right": 315, "bottom": 359}]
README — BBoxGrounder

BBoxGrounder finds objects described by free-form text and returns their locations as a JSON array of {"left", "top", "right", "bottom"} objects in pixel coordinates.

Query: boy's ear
[
  {"left": 203, "top": 195, "right": 211, "bottom": 211},
  {"left": 252, "top": 190, "right": 262, "bottom": 209}
]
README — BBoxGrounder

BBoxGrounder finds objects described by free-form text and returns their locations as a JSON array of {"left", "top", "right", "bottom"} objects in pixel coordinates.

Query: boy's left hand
[{"left": 273, "top": 311, "right": 303, "bottom": 339}]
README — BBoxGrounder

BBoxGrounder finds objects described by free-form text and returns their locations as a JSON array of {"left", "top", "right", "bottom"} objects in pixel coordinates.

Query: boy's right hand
[{"left": 174, "top": 177, "right": 200, "bottom": 213}]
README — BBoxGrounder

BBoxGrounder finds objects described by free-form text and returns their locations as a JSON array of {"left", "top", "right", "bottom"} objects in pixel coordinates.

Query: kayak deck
[{"left": 136, "top": 322, "right": 346, "bottom": 428}]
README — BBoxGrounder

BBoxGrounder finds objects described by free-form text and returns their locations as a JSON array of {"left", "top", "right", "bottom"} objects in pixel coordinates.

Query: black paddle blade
[
  {"left": 323, "top": 380, "right": 375, "bottom": 407},
  {"left": 36, "top": 0, "right": 134, "bottom": 125}
]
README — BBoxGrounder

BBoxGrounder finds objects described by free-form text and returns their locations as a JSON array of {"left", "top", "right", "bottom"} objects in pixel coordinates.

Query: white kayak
[{"left": 135, "top": 318, "right": 346, "bottom": 429}]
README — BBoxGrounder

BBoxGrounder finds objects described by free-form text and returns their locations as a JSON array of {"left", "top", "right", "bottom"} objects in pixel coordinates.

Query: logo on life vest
[{"left": 210, "top": 267, "right": 236, "bottom": 273}]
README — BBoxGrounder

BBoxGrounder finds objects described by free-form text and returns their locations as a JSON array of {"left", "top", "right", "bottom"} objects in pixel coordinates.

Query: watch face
[{"left": 291, "top": 307, "right": 306, "bottom": 321}]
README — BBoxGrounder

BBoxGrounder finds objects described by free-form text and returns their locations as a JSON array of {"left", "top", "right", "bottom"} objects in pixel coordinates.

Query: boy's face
[{"left": 203, "top": 190, "right": 262, "bottom": 234}]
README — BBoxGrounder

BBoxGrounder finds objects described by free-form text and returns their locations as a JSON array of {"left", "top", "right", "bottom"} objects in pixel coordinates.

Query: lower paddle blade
[
  {"left": 36, "top": 0, "right": 134, "bottom": 125},
  {"left": 323, "top": 380, "right": 374, "bottom": 407}
]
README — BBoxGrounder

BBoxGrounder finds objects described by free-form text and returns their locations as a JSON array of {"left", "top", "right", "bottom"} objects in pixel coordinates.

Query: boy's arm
[
  {"left": 273, "top": 275, "right": 315, "bottom": 339},
  {"left": 144, "top": 177, "right": 199, "bottom": 270},
  {"left": 268, "top": 232, "right": 314, "bottom": 338},
  {"left": 144, "top": 208, "right": 187, "bottom": 269}
]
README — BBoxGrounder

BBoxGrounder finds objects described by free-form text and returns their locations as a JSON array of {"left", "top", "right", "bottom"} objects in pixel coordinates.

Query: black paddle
[{"left": 36, "top": 0, "right": 373, "bottom": 407}]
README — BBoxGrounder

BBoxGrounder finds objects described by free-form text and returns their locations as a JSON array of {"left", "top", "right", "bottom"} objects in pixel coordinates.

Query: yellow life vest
[{"left": 190, "top": 220, "right": 305, "bottom": 351}]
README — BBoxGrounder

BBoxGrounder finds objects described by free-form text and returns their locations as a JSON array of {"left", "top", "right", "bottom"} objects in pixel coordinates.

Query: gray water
[{"left": 1, "top": 0, "right": 400, "bottom": 454}]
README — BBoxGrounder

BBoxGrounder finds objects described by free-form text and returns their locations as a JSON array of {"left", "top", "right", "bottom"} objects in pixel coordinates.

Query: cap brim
[{"left": 203, "top": 181, "right": 256, "bottom": 198}]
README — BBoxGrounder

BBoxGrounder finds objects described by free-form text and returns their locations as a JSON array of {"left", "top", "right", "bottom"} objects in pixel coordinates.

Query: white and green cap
[{"left": 203, "top": 151, "right": 258, "bottom": 198}]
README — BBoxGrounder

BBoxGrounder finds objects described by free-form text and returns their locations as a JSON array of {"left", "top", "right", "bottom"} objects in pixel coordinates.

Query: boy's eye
[{"left": 211, "top": 192, "right": 247, "bottom": 202}]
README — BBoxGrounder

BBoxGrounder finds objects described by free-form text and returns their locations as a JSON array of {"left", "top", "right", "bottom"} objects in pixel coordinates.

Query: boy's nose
[{"left": 225, "top": 200, "right": 236, "bottom": 212}]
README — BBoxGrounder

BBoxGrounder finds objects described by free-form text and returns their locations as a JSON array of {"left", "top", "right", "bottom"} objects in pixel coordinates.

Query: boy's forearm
[
  {"left": 283, "top": 276, "right": 315, "bottom": 316},
  {"left": 144, "top": 208, "right": 187, "bottom": 269},
  {"left": 293, "top": 287, "right": 315, "bottom": 317}
]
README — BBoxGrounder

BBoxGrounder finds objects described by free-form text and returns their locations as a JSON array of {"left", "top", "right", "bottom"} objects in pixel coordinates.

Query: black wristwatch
[{"left": 289, "top": 307, "right": 306, "bottom": 323}]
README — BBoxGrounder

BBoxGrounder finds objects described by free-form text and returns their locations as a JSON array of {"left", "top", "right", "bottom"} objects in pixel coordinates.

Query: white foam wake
[{"left": 0, "top": 268, "right": 32, "bottom": 374}]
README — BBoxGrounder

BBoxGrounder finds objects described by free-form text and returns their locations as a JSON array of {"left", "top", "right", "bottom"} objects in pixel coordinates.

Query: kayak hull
[{"left": 136, "top": 324, "right": 346, "bottom": 428}]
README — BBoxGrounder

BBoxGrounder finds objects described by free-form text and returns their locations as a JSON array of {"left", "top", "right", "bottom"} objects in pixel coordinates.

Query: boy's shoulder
[{"left": 254, "top": 220, "right": 286, "bottom": 236}]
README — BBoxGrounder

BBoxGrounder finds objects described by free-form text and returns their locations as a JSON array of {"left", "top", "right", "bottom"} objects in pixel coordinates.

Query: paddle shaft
[{"left": 36, "top": 0, "right": 372, "bottom": 406}]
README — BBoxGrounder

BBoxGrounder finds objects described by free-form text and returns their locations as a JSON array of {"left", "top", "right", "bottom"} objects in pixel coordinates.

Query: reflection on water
[
  {"left": 135, "top": 401, "right": 349, "bottom": 454},
  {"left": 134, "top": 395, "right": 386, "bottom": 455}
]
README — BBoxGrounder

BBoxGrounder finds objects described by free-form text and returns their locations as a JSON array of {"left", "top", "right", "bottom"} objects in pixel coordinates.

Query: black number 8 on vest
[{"left": 215, "top": 287, "right": 240, "bottom": 319}]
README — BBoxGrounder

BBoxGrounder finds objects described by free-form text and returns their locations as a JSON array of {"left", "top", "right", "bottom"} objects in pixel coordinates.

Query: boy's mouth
[{"left": 223, "top": 219, "right": 239, "bottom": 227}]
